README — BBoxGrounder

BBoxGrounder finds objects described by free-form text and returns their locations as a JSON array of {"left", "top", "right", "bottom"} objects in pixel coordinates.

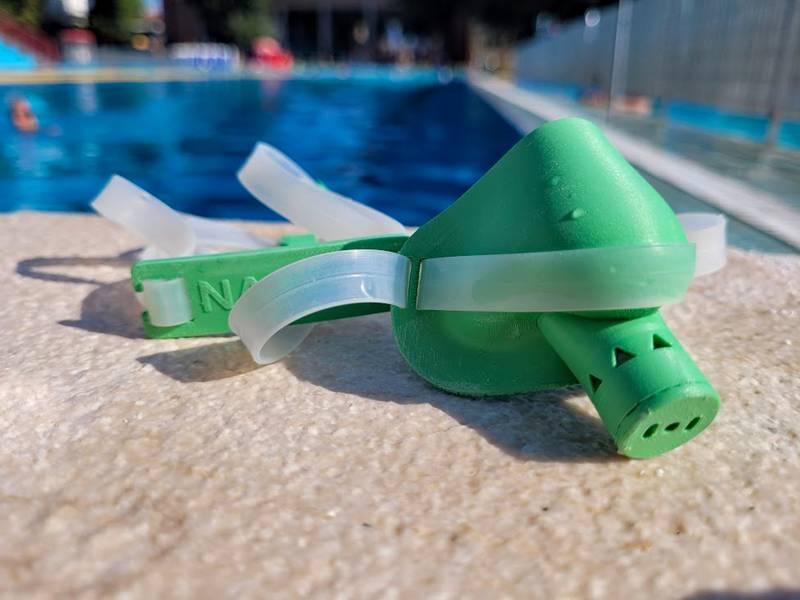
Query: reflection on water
[{"left": 0, "top": 77, "right": 520, "bottom": 224}]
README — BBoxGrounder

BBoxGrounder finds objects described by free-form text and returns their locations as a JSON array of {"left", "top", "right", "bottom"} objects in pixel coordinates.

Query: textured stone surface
[{"left": 1, "top": 211, "right": 798, "bottom": 599}]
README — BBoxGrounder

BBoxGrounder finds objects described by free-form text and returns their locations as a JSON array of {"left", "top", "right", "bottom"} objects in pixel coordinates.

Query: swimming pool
[{"left": 0, "top": 73, "right": 521, "bottom": 225}]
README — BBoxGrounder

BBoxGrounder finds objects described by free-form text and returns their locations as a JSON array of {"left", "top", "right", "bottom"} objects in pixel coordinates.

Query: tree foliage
[
  {"left": 90, "top": 0, "right": 143, "bottom": 43},
  {"left": 0, "top": 0, "right": 43, "bottom": 28},
  {"left": 184, "top": 0, "right": 272, "bottom": 49}
]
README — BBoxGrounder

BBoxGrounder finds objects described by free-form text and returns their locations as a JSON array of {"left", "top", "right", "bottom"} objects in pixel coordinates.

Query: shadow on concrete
[
  {"left": 16, "top": 250, "right": 145, "bottom": 339},
  {"left": 138, "top": 339, "right": 261, "bottom": 382},
  {"left": 284, "top": 316, "right": 620, "bottom": 463},
  {"left": 141, "top": 313, "right": 620, "bottom": 463}
]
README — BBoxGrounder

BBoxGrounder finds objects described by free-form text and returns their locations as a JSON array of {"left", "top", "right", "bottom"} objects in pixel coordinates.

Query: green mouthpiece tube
[{"left": 539, "top": 312, "right": 720, "bottom": 458}]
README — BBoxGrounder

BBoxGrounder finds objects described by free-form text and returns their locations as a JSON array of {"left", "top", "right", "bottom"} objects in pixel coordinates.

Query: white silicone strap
[
  {"left": 229, "top": 214, "right": 727, "bottom": 364},
  {"left": 417, "top": 215, "right": 727, "bottom": 312},
  {"left": 184, "top": 214, "right": 271, "bottom": 255},
  {"left": 92, "top": 175, "right": 270, "bottom": 258},
  {"left": 229, "top": 250, "right": 410, "bottom": 364},
  {"left": 141, "top": 279, "right": 192, "bottom": 327},
  {"left": 93, "top": 145, "right": 405, "bottom": 331},
  {"left": 416, "top": 244, "right": 696, "bottom": 312},
  {"left": 678, "top": 213, "right": 727, "bottom": 276},
  {"left": 237, "top": 143, "right": 407, "bottom": 240},
  {"left": 93, "top": 149, "right": 726, "bottom": 346},
  {"left": 92, "top": 175, "right": 197, "bottom": 257}
]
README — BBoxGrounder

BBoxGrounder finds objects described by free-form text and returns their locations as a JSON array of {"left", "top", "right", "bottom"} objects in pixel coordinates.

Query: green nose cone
[{"left": 391, "top": 117, "right": 719, "bottom": 458}]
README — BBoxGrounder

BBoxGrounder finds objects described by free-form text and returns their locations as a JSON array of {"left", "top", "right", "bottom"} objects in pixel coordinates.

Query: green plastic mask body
[
  {"left": 392, "top": 118, "right": 683, "bottom": 394},
  {"left": 391, "top": 118, "right": 719, "bottom": 458}
]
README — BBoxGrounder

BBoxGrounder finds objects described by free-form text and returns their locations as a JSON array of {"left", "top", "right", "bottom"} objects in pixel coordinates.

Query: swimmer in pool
[{"left": 10, "top": 97, "right": 39, "bottom": 133}]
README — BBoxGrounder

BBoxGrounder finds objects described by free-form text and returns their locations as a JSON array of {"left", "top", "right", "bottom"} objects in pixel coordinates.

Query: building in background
[
  {"left": 162, "top": 0, "right": 409, "bottom": 62},
  {"left": 162, "top": 0, "right": 204, "bottom": 43},
  {"left": 268, "top": 0, "right": 399, "bottom": 62},
  {"left": 159, "top": 0, "right": 612, "bottom": 64}
]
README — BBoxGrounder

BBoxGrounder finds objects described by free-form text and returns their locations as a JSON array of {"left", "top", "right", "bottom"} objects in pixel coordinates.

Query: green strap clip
[{"left": 131, "top": 233, "right": 408, "bottom": 338}]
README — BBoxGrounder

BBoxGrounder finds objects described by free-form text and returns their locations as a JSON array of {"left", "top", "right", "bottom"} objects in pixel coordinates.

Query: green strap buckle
[{"left": 131, "top": 233, "right": 408, "bottom": 338}]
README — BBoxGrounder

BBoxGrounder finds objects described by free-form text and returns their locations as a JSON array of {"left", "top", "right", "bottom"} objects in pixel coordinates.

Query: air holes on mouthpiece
[
  {"left": 643, "top": 424, "right": 658, "bottom": 438},
  {"left": 613, "top": 347, "right": 635, "bottom": 368},
  {"left": 665, "top": 422, "right": 680, "bottom": 432},
  {"left": 652, "top": 334, "right": 672, "bottom": 349},
  {"left": 589, "top": 374, "right": 603, "bottom": 393},
  {"left": 686, "top": 417, "right": 701, "bottom": 431}
]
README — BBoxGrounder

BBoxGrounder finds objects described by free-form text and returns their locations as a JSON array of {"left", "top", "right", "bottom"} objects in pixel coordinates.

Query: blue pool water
[{"left": 0, "top": 74, "right": 521, "bottom": 225}]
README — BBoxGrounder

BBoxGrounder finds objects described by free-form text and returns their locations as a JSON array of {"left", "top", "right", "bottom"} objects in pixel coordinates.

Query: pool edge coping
[{"left": 469, "top": 71, "right": 800, "bottom": 251}]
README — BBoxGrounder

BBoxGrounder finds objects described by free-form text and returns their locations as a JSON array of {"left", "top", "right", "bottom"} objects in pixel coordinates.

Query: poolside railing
[{"left": 514, "top": 0, "right": 800, "bottom": 148}]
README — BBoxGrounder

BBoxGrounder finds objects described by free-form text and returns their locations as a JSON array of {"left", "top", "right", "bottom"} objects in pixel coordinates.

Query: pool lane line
[
  {"left": 470, "top": 72, "right": 800, "bottom": 252},
  {"left": 0, "top": 67, "right": 288, "bottom": 86}
]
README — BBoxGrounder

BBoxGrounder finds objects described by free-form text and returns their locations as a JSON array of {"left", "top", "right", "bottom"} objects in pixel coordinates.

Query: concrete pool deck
[{"left": 1, "top": 211, "right": 799, "bottom": 598}]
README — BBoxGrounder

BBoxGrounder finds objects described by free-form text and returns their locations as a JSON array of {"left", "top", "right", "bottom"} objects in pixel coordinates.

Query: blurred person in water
[{"left": 9, "top": 96, "right": 39, "bottom": 133}]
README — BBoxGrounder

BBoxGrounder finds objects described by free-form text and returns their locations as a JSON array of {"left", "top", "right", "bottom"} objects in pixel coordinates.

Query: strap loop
[
  {"left": 141, "top": 279, "right": 192, "bottom": 327},
  {"left": 678, "top": 213, "right": 727, "bottom": 276},
  {"left": 229, "top": 250, "right": 410, "bottom": 364}
]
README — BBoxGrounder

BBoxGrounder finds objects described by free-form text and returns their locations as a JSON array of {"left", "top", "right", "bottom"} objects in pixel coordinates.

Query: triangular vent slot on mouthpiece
[{"left": 613, "top": 347, "right": 635, "bottom": 368}]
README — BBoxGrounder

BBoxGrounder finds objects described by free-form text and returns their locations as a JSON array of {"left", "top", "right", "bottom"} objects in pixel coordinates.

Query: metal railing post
[
  {"left": 608, "top": 0, "right": 633, "bottom": 120},
  {"left": 765, "top": 0, "right": 800, "bottom": 147}
]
